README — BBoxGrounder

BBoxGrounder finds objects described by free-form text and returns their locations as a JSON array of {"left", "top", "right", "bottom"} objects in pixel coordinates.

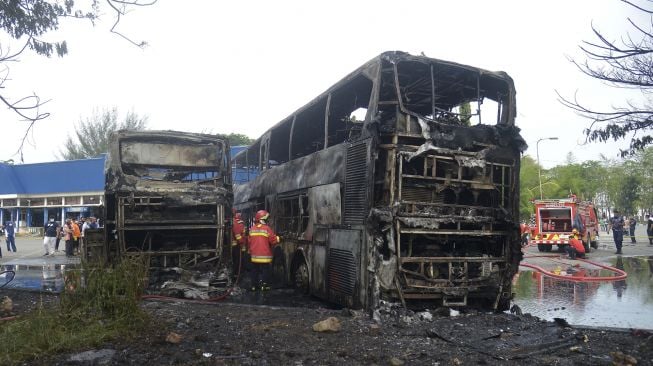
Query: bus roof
[{"left": 233, "top": 51, "right": 515, "bottom": 161}]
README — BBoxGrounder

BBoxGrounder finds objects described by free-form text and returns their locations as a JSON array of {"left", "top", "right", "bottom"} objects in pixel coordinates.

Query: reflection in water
[
  {"left": 613, "top": 257, "right": 627, "bottom": 299},
  {"left": 1, "top": 264, "right": 68, "bottom": 292},
  {"left": 513, "top": 256, "right": 653, "bottom": 330}
]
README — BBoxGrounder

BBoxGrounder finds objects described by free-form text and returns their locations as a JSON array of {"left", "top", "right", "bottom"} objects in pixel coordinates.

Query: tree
[
  {"left": 559, "top": 0, "right": 653, "bottom": 157},
  {"left": 0, "top": 1, "right": 155, "bottom": 153},
  {"left": 220, "top": 133, "right": 254, "bottom": 146},
  {"left": 519, "top": 156, "right": 540, "bottom": 220},
  {"left": 59, "top": 108, "right": 147, "bottom": 160}
]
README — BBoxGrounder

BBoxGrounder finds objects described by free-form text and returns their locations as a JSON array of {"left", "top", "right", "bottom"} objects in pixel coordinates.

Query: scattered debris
[
  {"left": 165, "top": 332, "right": 183, "bottom": 344},
  {"left": 68, "top": 349, "right": 116, "bottom": 365},
  {"left": 417, "top": 311, "right": 433, "bottom": 322},
  {"left": 610, "top": 351, "right": 638, "bottom": 366},
  {"left": 312, "top": 317, "right": 341, "bottom": 333},
  {"left": 1, "top": 296, "right": 12, "bottom": 316}
]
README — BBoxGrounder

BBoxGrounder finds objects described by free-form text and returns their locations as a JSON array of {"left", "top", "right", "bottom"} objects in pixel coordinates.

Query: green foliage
[
  {"left": 458, "top": 102, "right": 472, "bottom": 126},
  {"left": 519, "top": 146, "right": 653, "bottom": 218},
  {"left": 218, "top": 133, "right": 254, "bottom": 146},
  {"left": 59, "top": 107, "right": 148, "bottom": 160},
  {"left": 0, "top": 257, "right": 149, "bottom": 365},
  {"left": 0, "top": 0, "right": 84, "bottom": 57},
  {"left": 519, "top": 155, "right": 540, "bottom": 220}
]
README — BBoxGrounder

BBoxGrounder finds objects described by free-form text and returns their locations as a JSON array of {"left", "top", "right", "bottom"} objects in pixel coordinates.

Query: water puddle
[
  {"left": 1, "top": 264, "right": 74, "bottom": 292},
  {"left": 513, "top": 256, "right": 653, "bottom": 330}
]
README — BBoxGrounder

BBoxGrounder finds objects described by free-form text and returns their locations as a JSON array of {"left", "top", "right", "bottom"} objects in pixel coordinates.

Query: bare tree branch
[
  {"left": 560, "top": 0, "right": 653, "bottom": 156},
  {"left": 0, "top": 0, "right": 156, "bottom": 160}
]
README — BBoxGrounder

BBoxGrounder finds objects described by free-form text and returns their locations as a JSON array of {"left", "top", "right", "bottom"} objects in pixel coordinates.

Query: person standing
[
  {"left": 247, "top": 210, "right": 279, "bottom": 291},
  {"left": 63, "top": 219, "right": 75, "bottom": 257},
  {"left": 610, "top": 210, "right": 625, "bottom": 255},
  {"left": 231, "top": 211, "right": 247, "bottom": 275},
  {"left": 54, "top": 220, "right": 63, "bottom": 252},
  {"left": 646, "top": 214, "right": 653, "bottom": 245},
  {"left": 4, "top": 220, "right": 16, "bottom": 253},
  {"left": 628, "top": 216, "right": 637, "bottom": 244},
  {"left": 43, "top": 218, "right": 59, "bottom": 256}
]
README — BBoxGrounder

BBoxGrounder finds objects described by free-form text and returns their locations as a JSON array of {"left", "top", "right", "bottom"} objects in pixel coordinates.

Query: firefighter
[
  {"left": 566, "top": 228, "right": 586, "bottom": 259},
  {"left": 520, "top": 222, "right": 530, "bottom": 247},
  {"left": 231, "top": 211, "right": 247, "bottom": 277},
  {"left": 247, "top": 210, "right": 279, "bottom": 291}
]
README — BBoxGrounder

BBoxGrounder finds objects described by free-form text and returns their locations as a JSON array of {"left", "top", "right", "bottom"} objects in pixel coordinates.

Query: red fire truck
[{"left": 529, "top": 195, "right": 600, "bottom": 253}]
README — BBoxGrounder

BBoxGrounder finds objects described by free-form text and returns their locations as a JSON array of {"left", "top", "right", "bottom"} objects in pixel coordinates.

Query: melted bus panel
[{"left": 233, "top": 51, "right": 526, "bottom": 310}]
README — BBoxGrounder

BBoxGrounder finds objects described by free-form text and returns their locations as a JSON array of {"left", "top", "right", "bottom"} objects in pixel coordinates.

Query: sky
[{"left": 0, "top": 0, "right": 649, "bottom": 167}]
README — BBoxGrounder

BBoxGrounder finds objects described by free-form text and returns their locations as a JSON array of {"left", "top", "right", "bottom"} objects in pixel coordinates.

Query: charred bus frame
[
  {"left": 232, "top": 51, "right": 525, "bottom": 310},
  {"left": 96, "top": 130, "right": 232, "bottom": 269}
]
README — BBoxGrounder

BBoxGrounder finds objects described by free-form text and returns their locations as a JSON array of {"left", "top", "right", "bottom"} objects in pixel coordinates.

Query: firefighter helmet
[
  {"left": 255, "top": 210, "right": 270, "bottom": 222},
  {"left": 234, "top": 212, "right": 242, "bottom": 220}
]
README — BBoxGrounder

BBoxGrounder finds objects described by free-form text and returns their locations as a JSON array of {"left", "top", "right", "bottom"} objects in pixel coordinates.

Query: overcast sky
[{"left": 0, "top": 0, "right": 647, "bottom": 167}]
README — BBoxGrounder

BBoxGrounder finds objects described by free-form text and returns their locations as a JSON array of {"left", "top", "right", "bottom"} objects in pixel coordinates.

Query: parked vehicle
[
  {"left": 87, "top": 130, "right": 232, "bottom": 269},
  {"left": 529, "top": 195, "right": 599, "bottom": 253},
  {"left": 232, "top": 51, "right": 525, "bottom": 310}
]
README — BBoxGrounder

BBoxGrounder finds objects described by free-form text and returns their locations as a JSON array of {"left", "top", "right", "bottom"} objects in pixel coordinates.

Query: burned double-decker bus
[
  {"left": 98, "top": 130, "right": 232, "bottom": 269},
  {"left": 232, "top": 51, "right": 525, "bottom": 310}
]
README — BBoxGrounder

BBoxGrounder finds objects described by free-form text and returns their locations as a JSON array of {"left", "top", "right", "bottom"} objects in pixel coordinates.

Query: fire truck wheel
[{"left": 537, "top": 244, "right": 549, "bottom": 252}]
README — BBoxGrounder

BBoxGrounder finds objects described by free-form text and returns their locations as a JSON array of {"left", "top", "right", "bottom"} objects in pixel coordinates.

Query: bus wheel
[
  {"left": 537, "top": 244, "right": 547, "bottom": 252},
  {"left": 294, "top": 262, "right": 309, "bottom": 294}
]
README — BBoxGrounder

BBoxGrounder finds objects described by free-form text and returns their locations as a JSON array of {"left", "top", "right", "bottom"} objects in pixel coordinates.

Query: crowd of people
[
  {"left": 0, "top": 217, "right": 99, "bottom": 259},
  {"left": 43, "top": 216, "right": 99, "bottom": 257}
]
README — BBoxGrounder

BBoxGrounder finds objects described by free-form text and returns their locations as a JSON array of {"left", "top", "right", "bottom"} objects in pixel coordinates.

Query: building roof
[{"left": 0, "top": 156, "right": 105, "bottom": 195}]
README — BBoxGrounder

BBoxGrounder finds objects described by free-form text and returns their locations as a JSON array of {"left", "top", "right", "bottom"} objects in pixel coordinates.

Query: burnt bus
[
  {"left": 95, "top": 130, "right": 232, "bottom": 269},
  {"left": 232, "top": 51, "right": 526, "bottom": 310}
]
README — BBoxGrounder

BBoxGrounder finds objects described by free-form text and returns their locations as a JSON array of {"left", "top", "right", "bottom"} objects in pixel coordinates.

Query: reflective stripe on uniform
[
  {"left": 250, "top": 231, "right": 269, "bottom": 237},
  {"left": 251, "top": 255, "right": 272, "bottom": 263}
]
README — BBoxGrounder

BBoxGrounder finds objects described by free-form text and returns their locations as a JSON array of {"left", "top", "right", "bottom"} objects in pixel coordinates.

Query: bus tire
[{"left": 293, "top": 261, "right": 310, "bottom": 294}]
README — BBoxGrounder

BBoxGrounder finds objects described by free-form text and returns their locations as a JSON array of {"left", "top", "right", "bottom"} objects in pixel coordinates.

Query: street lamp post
[{"left": 537, "top": 137, "right": 558, "bottom": 199}]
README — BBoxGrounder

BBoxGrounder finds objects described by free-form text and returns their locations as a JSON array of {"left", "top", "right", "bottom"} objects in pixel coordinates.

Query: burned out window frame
[{"left": 274, "top": 191, "right": 310, "bottom": 240}]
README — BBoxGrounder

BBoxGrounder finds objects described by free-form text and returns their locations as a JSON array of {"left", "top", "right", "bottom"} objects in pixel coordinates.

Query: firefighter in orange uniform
[
  {"left": 248, "top": 210, "right": 279, "bottom": 291},
  {"left": 231, "top": 211, "right": 247, "bottom": 276},
  {"left": 566, "top": 228, "right": 586, "bottom": 259}
]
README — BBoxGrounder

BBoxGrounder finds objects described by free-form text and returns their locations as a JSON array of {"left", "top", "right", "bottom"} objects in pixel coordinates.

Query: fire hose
[{"left": 520, "top": 254, "right": 627, "bottom": 282}]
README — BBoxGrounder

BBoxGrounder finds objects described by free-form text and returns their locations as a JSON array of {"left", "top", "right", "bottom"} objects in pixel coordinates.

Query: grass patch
[{"left": 0, "top": 256, "right": 150, "bottom": 365}]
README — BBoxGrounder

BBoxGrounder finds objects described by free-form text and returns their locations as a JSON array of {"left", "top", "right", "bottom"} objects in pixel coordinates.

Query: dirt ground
[{"left": 3, "top": 288, "right": 652, "bottom": 366}]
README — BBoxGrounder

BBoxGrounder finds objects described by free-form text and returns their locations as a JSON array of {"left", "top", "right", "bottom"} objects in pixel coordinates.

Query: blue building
[{"left": 0, "top": 156, "right": 105, "bottom": 233}]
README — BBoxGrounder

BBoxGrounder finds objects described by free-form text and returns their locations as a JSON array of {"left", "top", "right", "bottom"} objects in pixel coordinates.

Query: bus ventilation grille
[
  {"left": 344, "top": 142, "right": 368, "bottom": 225},
  {"left": 328, "top": 248, "right": 356, "bottom": 296}
]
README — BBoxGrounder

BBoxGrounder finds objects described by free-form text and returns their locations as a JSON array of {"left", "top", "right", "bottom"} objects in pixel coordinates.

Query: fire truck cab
[{"left": 529, "top": 195, "right": 599, "bottom": 253}]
